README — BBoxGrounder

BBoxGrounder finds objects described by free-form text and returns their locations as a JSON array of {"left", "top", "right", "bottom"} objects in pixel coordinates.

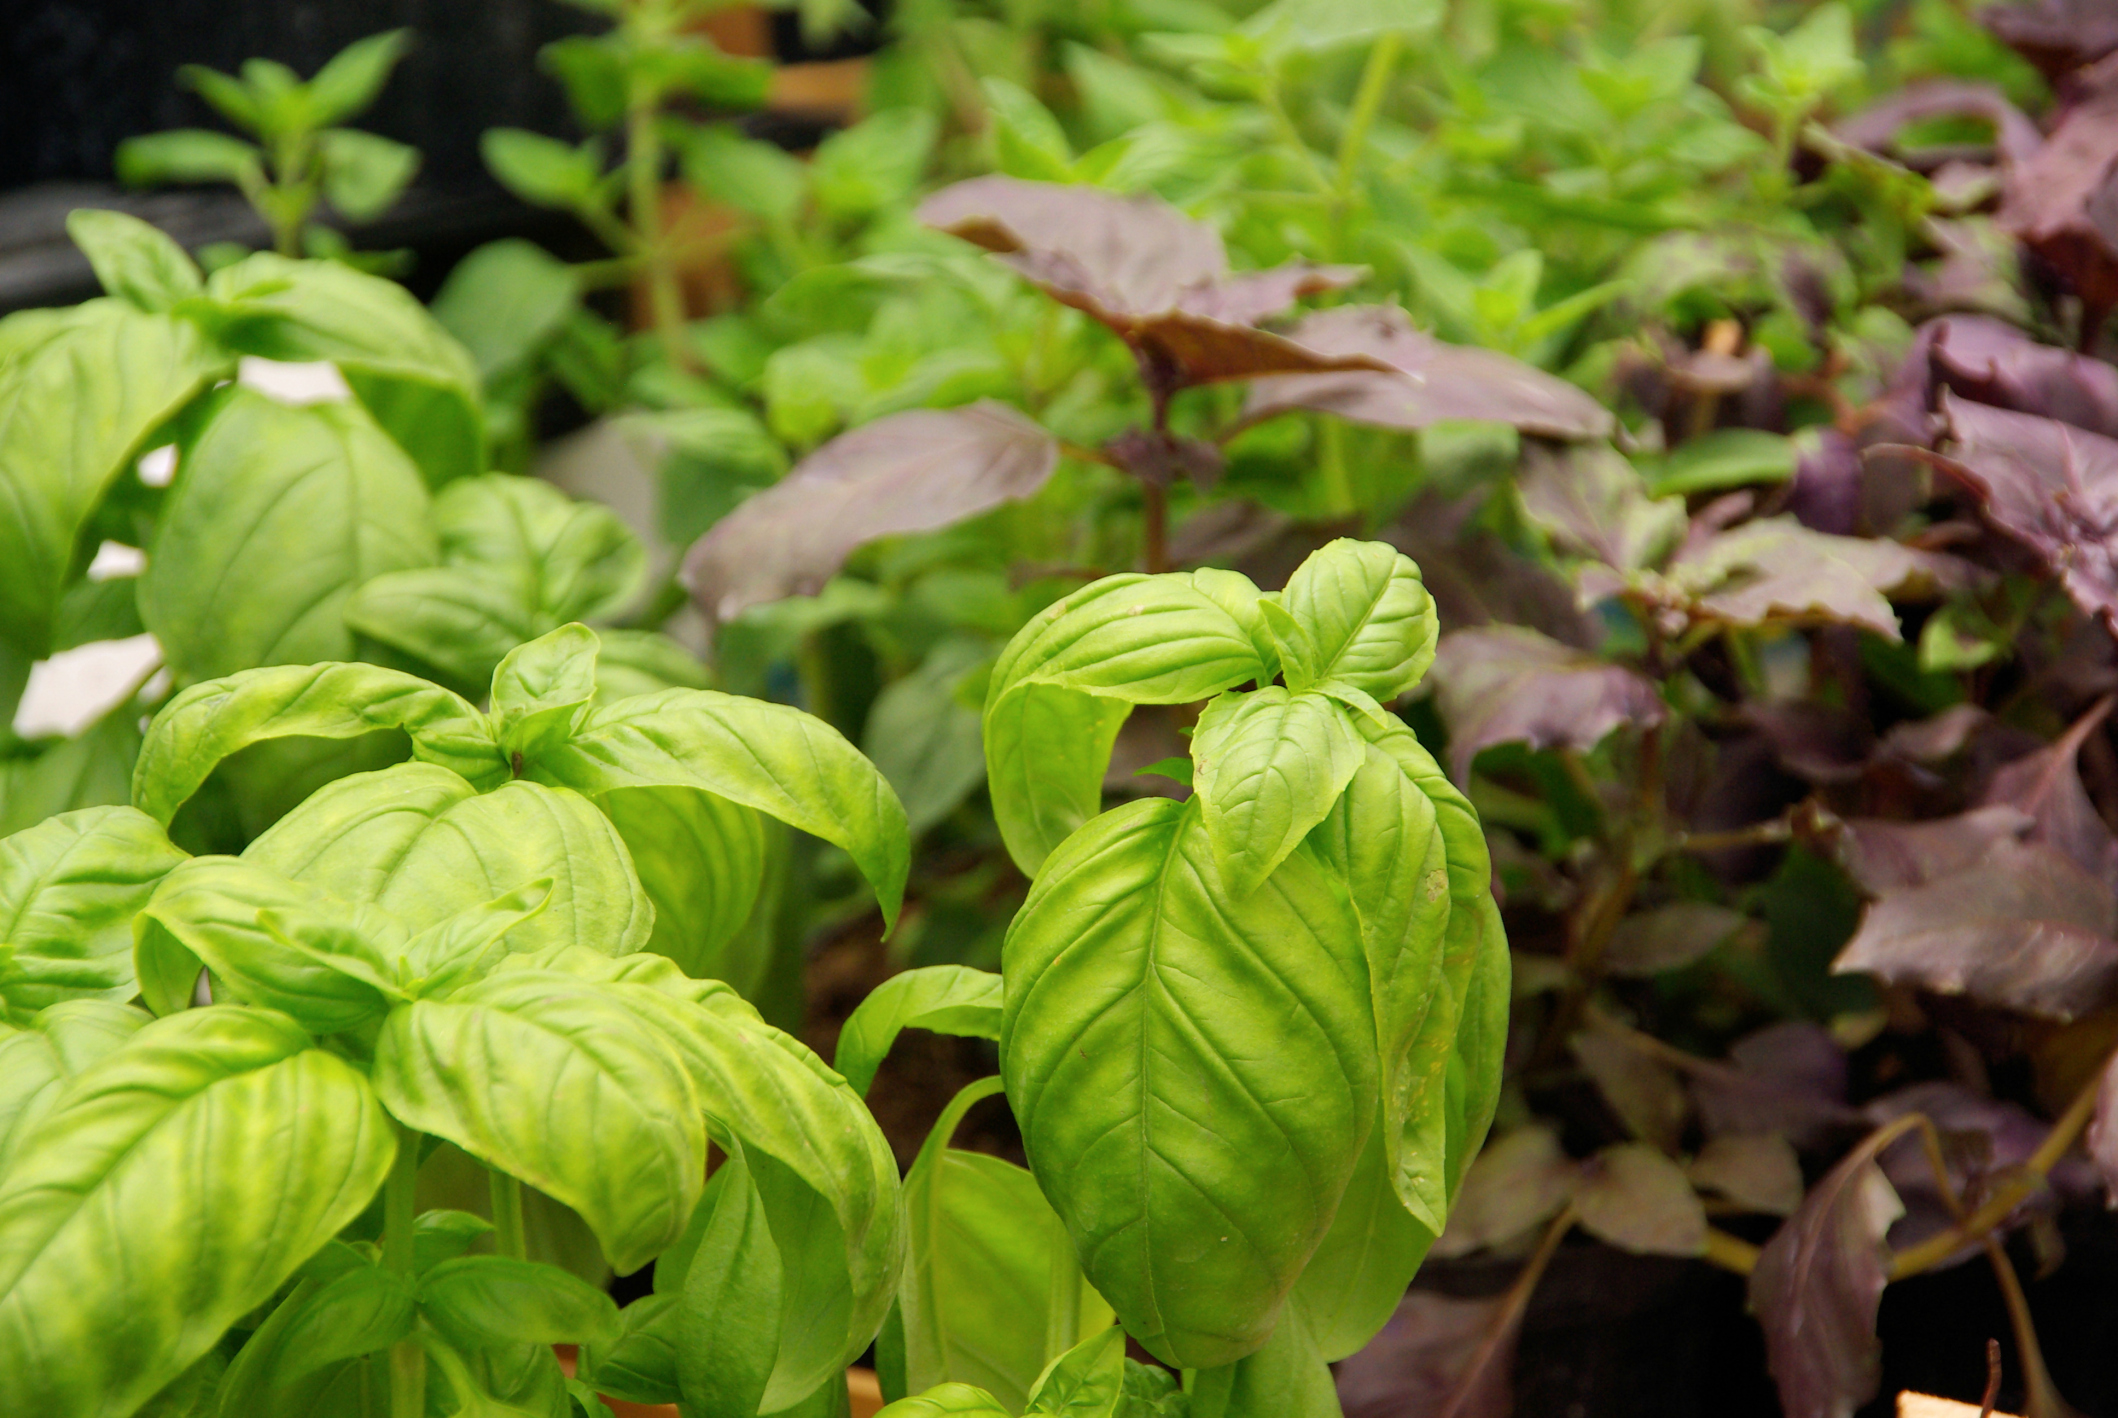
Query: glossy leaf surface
[{"left": 0, "top": 806, "right": 186, "bottom": 1012}]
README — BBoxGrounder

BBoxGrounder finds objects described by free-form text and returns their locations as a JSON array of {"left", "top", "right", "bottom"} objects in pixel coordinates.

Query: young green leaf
[
  {"left": 875, "top": 1385, "right": 1012, "bottom": 1418},
  {"left": 305, "top": 29, "right": 411, "bottom": 127},
  {"left": 0, "top": 300, "right": 228, "bottom": 658},
  {"left": 984, "top": 572, "right": 1271, "bottom": 875},
  {"left": 319, "top": 129, "right": 421, "bottom": 220},
  {"left": 113, "top": 130, "right": 264, "bottom": 189},
  {"left": 1190, "top": 687, "right": 1365, "bottom": 897},
  {"left": 139, "top": 388, "right": 437, "bottom": 682},
  {"left": 0, "top": 806, "right": 186, "bottom": 1013},
  {"left": 897, "top": 1079, "right": 1113, "bottom": 1412},
  {"left": 214, "top": 1263, "right": 418, "bottom": 1413},
  {"left": 1184, "top": 1304, "right": 1337, "bottom": 1418},
  {"left": 525, "top": 689, "right": 910, "bottom": 931},
  {"left": 833, "top": 966, "right": 1003, "bottom": 1097},
  {"left": 204, "top": 254, "right": 484, "bottom": 485},
  {"left": 132, "top": 661, "right": 506, "bottom": 824},
  {"left": 64, "top": 210, "right": 203, "bottom": 313},
  {"left": 243, "top": 765, "right": 652, "bottom": 962},
  {"left": 0, "top": 1007, "right": 396, "bottom": 1418},
  {"left": 482, "top": 129, "right": 606, "bottom": 210},
  {"left": 671, "top": 1148, "right": 783, "bottom": 1418},
  {"left": 419, "top": 1255, "right": 621, "bottom": 1349},
  {"left": 1274, "top": 539, "right": 1439, "bottom": 700},
  {"left": 430, "top": 238, "right": 580, "bottom": 383},
  {"left": 1001, "top": 796, "right": 1375, "bottom": 1368}
]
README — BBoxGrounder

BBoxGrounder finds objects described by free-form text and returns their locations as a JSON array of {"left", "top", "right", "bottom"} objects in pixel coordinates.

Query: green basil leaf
[
  {"left": 864, "top": 640, "right": 989, "bottom": 839},
  {"left": 489, "top": 623, "right": 601, "bottom": 754},
  {"left": 431, "top": 239, "right": 580, "bottom": 384},
  {"left": 132, "top": 663, "right": 506, "bottom": 824},
  {"left": 1354, "top": 718, "right": 1508, "bottom": 1200},
  {"left": 833, "top": 965, "right": 1002, "bottom": 1097},
  {"left": 396, "top": 882, "right": 554, "bottom": 992},
  {"left": 0, "top": 999, "right": 149, "bottom": 1172},
  {"left": 138, "top": 857, "right": 398, "bottom": 1030},
  {"left": 1307, "top": 740, "right": 1451, "bottom": 1231},
  {"left": 1023, "top": 1325, "right": 1125, "bottom": 1416},
  {"left": 0, "top": 1006, "right": 396, "bottom": 1417},
  {"left": 136, "top": 1348, "right": 224, "bottom": 1418},
  {"left": 598, "top": 785, "right": 763, "bottom": 980},
  {"left": 984, "top": 571, "right": 1270, "bottom": 876},
  {"left": 372, "top": 974, "right": 704, "bottom": 1274},
  {"left": 1286, "top": 1105, "right": 1433, "bottom": 1361},
  {"left": 64, "top": 210, "right": 204, "bottom": 313},
  {"left": 1183, "top": 1305, "right": 1336, "bottom": 1418},
  {"left": 1274, "top": 539, "right": 1438, "bottom": 700},
  {"left": 481, "top": 128, "right": 604, "bottom": 209},
  {"left": 242, "top": 764, "right": 650, "bottom": 961},
  {"left": 0, "top": 300, "right": 227, "bottom": 657},
  {"left": 216, "top": 1263, "right": 417, "bottom": 1414},
  {"left": 204, "top": 254, "right": 484, "bottom": 486},
  {"left": 420, "top": 1255, "right": 620, "bottom": 1348},
  {"left": 579, "top": 1293, "right": 680, "bottom": 1405},
  {"left": 140, "top": 388, "right": 437, "bottom": 682},
  {"left": 1191, "top": 688, "right": 1365, "bottom": 899},
  {"left": 673, "top": 1147, "right": 782, "bottom": 1418},
  {"left": 416, "top": 1209, "right": 496, "bottom": 1272},
  {"left": 900, "top": 1078, "right": 1113, "bottom": 1413},
  {"left": 418, "top": 1329, "right": 554, "bottom": 1418},
  {"left": 113, "top": 130, "right": 263, "bottom": 188},
  {"left": 875, "top": 1384, "right": 1012, "bottom": 1418},
  {"left": 1001, "top": 796, "right": 1375, "bottom": 1368},
  {"left": 319, "top": 129, "right": 420, "bottom": 220},
  {"left": 591, "top": 629, "right": 710, "bottom": 704},
  {"left": 526, "top": 689, "right": 909, "bottom": 931},
  {"left": 307, "top": 29, "right": 410, "bottom": 125},
  {"left": 0, "top": 805, "right": 186, "bottom": 1012}
]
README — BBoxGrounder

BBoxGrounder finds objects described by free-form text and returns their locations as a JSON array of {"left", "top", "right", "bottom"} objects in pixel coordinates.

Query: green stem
[
  {"left": 1316, "top": 417, "right": 1355, "bottom": 518},
  {"left": 1334, "top": 33, "right": 1401, "bottom": 201},
  {"left": 1260, "top": 79, "right": 1334, "bottom": 198},
  {"left": 384, "top": 1124, "right": 425, "bottom": 1418},
  {"left": 489, "top": 1168, "right": 526, "bottom": 1262},
  {"left": 627, "top": 81, "right": 689, "bottom": 375}
]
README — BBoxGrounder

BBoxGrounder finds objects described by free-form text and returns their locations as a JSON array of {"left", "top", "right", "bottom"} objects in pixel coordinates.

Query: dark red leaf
[
  {"left": 1865, "top": 1082, "right": 2056, "bottom": 1263},
  {"left": 1978, "top": 696, "right": 2118, "bottom": 879},
  {"left": 1603, "top": 901, "right": 1760, "bottom": 977},
  {"left": 1834, "top": 838, "right": 2118, "bottom": 1020},
  {"left": 1997, "top": 60, "right": 2118, "bottom": 312},
  {"left": 1927, "top": 392, "right": 2118, "bottom": 627},
  {"left": 1749, "top": 1126, "right": 1908, "bottom": 1418},
  {"left": 1385, "top": 490, "right": 1600, "bottom": 648},
  {"left": 1835, "top": 81, "right": 2045, "bottom": 169},
  {"left": 1979, "top": 0, "right": 2118, "bottom": 81},
  {"left": 1241, "top": 305, "right": 1614, "bottom": 440},
  {"left": 1517, "top": 441, "right": 1686, "bottom": 575},
  {"left": 1835, "top": 805, "right": 2034, "bottom": 893},
  {"left": 1743, "top": 701, "right": 1877, "bottom": 784},
  {"left": 1670, "top": 515, "right": 1969, "bottom": 640},
  {"left": 916, "top": 176, "right": 1375, "bottom": 389},
  {"left": 1693, "top": 1022, "right": 1858, "bottom": 1148},
  {"left": 1337, "top": 1292, "right": 1512, "bottom": 1418},
  {"left": 1930, "top": 316, "right": 2118, "bottom": 439},
  {"left": 1429, "top": 627, "right": 1667, "bottom": 783},
  {"left": 680, "top": 401, "right": 1058, "bottom": 621}
]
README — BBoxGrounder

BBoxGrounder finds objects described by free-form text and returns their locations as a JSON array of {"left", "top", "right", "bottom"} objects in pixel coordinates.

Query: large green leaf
[
  {"left": 526, "top": 688, "right": 909, "bottom": 930},
  {"left": 1270, "top": 540, "right": 1437, "bottom": 701},
  {"left": 203, "top": 254, "right": 484, "bottom": 486},
  {"left": 899, "top": 1078, "right": 1113, "bottom": 1413},
  {"left": 0, "top": 999, "right": 148, "bottom": 1171},
  {"left": 369, "top": 973, "right": 705, "bottom": 1275},
  {"left": 1000, "top": 796, "right": 1374, "bottom": 1368},
  {"left": 833, "top": 965, "right": 1002, "bottom": 1097},
  {"left": 672, "top": 1148, "right": 783, "bottom": 1418},
  {"left": 1190, "top": 688, "right": 1364, "bottom": 898},
  {"left": 0, "top": 1007, "right": 395, "bottom": 1418},
  {"left": 213, "top": 1265, "right": 417, "bottom": 1416},
  {"left": 65, "top": 210, "right": 204, "bottom": 314},
  {"left": 344, "top": 476, "right": 646, "bottom": 691},
  {"left": 0, "top": 806, "right": 186, "bottom": 1012},
  {"left": 140, "top": 388, "right": 437, "bottom": 682},
  {"left": 1307, "top": 740, "right": 1451, "bottom": 1230},
  {"left": 1184, "top": 1305, "right": 1338, "bottom": 1418},
  {"left": 598, "top": 786, "right": 761, "bottom": 978},
  {"left": 0, "top": 299, "right": 226, "bottom": 657},
  {"left": 132, "top": 662, "right": 507, "bottom": 824},
  {"left": 244, "top": 764, "right": 653, "bottom": 959},
  {"left": 419, "top": 1255, "right": 619, "bottom": 1349},
  {"left": 1287, "top": 1107, "right": 1433, "bottom": 1362},
  {"left": 984, "top": 572, "right": 1271, "bottom": 876}
]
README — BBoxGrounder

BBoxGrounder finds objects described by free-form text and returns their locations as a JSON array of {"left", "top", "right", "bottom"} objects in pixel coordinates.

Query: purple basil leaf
[
  {"left": 1977, "top": 698, "right": 2118, "bottom": 879},
  {"left": 681, "top": 401, "right": 1058, "bottom": 621},
  {"left": 1241, "top": 305, "right": 1614, "bottom": 440},
  {"left": 1996, "top": 67, "right": 2118, "bottom": 313},
  {"left": 1572, "top": 1144, "right": 1707, "bottom": 1257},
  {"left": 1337, "top": 1291, "right": 1512, "bottom": 1418},
  {"left": 1517, "top": 441, "right": 1686, "bottom": 575},
  {"left": 1742, "top": 701, "right": 1877, "bottom": 784},
  {"left": 1864, "top": 1081, "right": 2055, "bottom": 1264},
  {"left": 1930, "top": 316, "right": 2118, "bottom": 438},
  {"left": 1978, "top": 0, "right": 2118, "bottom": 81},
  {"left": 1431, "top": 1125, "right": 1581, "bottom": 1258},
  {"left": 1835, "top": 80, "right": 2045, "bottom": 169},
  {"left": 1931, "top": 391, "right": 2118, "bottom": 627},
  {"left": 1428, "top": 627, "right": 1667, "bottom": 783},
  {"left": 1571, "top": 1025, "right": 1690, "bottom": 1151},
  {"left": 1690, "top": 1134, "right": 1805, "bottom": 1217},
  {"left": 1385, "top": 491, "right": 1600, "bottom": 648},
  {"left": 1603, "top": 902, "right": 1760, "bottom": 977},
  {"left": 1749, "top": 1127, "right": 1908, "bottom": 1418},
  {"left": 916, "top": 175, "right": 1376, "bottom": 388},
  {"left": 1834, "top": 805, "right": 2034, "bottom": 893},
  {"left": 1834, "top": 838, "right": 2118, "bottom": 1019},
  {"left": 1670, "top": 516, "right": 1969, "bottom": 641},
  {"left": 1693, "top": 1022, "right": 1857, "bottom": 1148},
  {"left": 2084, "top": 1047, "right": 2118, "bottom": 1199}
]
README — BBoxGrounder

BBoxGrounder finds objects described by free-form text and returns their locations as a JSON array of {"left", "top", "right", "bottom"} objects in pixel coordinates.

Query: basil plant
[
  {"left": 841, "top": 539, "right": 1508, "bottom": 1417},
  {"left": 0, "top": 625, "right": 909, "bottom": 1418}
]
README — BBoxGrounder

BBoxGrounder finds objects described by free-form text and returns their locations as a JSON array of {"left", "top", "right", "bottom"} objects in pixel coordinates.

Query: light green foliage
[
  {"left": 833, "top": 965, "right": 1002, "bottom": 1097},
  {"left": 0, "top": 807, "right": 186, "bottom": 1015}
]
